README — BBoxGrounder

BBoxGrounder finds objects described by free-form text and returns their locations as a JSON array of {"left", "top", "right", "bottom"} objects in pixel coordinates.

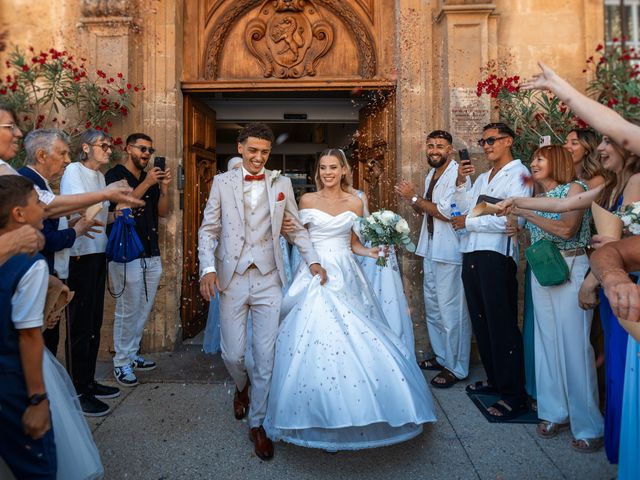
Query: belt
[
  {"left": 560, "top": 248, "right": 586, "bottom": 258},
  {"left": 247, "top": 264, "right": 258, "bottom": 270}
]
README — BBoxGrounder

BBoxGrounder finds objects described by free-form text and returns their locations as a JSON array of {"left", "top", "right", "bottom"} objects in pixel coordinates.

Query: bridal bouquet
[
  {"left": 357, "top": 210, "right": 416, "bottom": 266},
  {"left": 618, "top": 201, "right": 640, "bottom": 236}
]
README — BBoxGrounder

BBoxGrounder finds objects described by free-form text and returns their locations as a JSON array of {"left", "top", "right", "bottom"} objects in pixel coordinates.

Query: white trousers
[
  {"left": 109, "top": 256, "right": 162, "bottom": 368},
  {"left": 422, "top": 242, "right": 471, "bottom": 379},
  {"left": 532, "top": 254, "right": 604, "bottom": 439},
  {"left": 219, "top": 268, "right": 282, "bottom": 428}
]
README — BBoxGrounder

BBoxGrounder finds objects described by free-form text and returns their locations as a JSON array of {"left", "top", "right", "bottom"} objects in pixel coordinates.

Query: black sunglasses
[
  {"left": 130, "top": 144, "right": 156, "bottom": 154},
  {"left": 477, "top": 136, "right": 509, "bottom": 147},
  {"left": 91, "top": 142, "right": 114, "bottom": 152}
]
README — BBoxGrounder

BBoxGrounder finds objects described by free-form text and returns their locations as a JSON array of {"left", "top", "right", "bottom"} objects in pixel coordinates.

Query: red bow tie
[{"left": 244, "top": 174, "right": 265, "bottom": 181}]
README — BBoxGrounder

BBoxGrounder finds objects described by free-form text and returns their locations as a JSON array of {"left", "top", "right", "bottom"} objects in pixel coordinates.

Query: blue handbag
[{"left": 106, "top": 208, "right": 144, "bottom": 263}]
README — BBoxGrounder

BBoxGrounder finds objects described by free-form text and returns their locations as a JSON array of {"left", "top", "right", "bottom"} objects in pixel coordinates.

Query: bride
[{"left": 263, "top": 150, "right": 436, "bottom": 451}]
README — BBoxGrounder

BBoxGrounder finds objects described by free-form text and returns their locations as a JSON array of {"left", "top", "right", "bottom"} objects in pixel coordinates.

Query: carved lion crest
[{"left": 245, "top": 0, "right": 334, "bottom": 78}]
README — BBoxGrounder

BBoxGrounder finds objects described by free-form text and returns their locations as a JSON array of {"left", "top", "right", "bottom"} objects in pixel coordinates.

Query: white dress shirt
[
  {"left": 454, "top": 159, "right": 532, "bottom": 261},
  {"left": 12, "top": 259, "right": 48, "bottom": 330},
  {"left": 415, "top": 160, "right": 464, "bottom": 265},
  {"left": 242, "top": 166, "right": 267, "bottom": 210}
]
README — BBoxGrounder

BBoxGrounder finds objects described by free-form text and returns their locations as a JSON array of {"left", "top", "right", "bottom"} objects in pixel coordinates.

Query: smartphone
[
  {"left": 154, "top": 156, "right": 166, "bottom": 171},
  {"left": 458, "top": 149, "right": 470, "bottom": 165}
]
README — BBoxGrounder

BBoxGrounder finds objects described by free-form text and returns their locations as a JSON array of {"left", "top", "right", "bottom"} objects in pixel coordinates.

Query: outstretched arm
[
  {"left": 498, "top": 185, "right": 603, "bottom": 214},
  {"left": 523, "top": 62, "right": 640, "bottom": 155}
]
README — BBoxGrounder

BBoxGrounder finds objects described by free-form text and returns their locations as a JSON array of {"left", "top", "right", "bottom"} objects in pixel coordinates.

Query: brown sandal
[
  {"left": 536, "top": 421, "right": 569, "bottom": 439},
  {"left": 418, "top": 357, "right": 443, "bottom": 371},
  {"left": 430, "top": 369, "right": 459, "bottom": 389}
]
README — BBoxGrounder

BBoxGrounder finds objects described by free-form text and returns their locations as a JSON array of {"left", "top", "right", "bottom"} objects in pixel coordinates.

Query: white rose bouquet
[
  {"left": 618, "top": 200, "right": 640, "bottom": 236},
  {"left": 357, "top": 209, "right": 416, "bottom": 266}
]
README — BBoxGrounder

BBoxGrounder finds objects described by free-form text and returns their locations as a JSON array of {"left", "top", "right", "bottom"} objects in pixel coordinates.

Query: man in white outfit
[
  {"left": 198, "top": 123, "right": 326, "bottom": 461},
  {"left": 395, "top": 130, "right": 471, "bottom": 388}
]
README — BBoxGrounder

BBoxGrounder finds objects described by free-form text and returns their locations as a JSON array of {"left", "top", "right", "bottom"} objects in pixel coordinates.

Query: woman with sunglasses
[{"left": 60, "top": 128, "right": 119, "bottom": 418}]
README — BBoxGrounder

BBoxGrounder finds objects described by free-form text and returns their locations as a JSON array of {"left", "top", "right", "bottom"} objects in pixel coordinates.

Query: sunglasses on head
[
  {"left": 477, "top": 136, "right": 509, "bottom": 147},
  {"left": 130, "top": 144, "right": 156, "bottom": 154},
  {"left": 91, "top": 142, "right": 114, "bottom": 152}
]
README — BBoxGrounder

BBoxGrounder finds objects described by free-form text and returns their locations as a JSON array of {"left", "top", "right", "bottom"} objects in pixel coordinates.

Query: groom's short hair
[{"left": 237, "top": 123, "right": 275, "bottom": 144}]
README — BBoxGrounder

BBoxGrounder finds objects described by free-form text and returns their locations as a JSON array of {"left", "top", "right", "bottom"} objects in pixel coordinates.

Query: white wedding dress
[{"left": 264, "top": 209, "right": 436, "bottom": 450}]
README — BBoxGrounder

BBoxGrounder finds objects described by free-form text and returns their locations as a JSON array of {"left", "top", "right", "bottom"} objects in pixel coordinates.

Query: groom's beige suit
[{"left": 198, "top": 167, "right": 318, "bottom": 427}]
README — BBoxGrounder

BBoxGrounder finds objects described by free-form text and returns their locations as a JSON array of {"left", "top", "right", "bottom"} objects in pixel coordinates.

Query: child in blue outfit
[{"left": 0, "top": 175, "right": 56, "bottom": 479}]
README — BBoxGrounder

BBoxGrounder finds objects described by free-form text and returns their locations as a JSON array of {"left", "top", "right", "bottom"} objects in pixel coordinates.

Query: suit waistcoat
[{"left": 236, "top": 185, "right": 276, "bottom": 275}]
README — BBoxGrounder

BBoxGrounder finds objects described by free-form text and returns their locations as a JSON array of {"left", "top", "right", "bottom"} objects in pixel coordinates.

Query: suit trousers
[
  {"left": 219, "top": 268, "right": 282, "bottom": 428},
  {"left": 109, "top": 257, "right": 163, "bottom": 367},
  {"left": 462, "top": 250, "right": 526, "bottom": 399},
  {"left": 423, "top": 243, "right": 471, "bottom": 379},
  {"left": 66, "top": 253, "right": 107, "bottom": 394},
  {"left": 0, "top": 371, "right": 57, "bottom": 480},
  {"left": 532, "top": 254, "right": 603, "bottom": 439}
]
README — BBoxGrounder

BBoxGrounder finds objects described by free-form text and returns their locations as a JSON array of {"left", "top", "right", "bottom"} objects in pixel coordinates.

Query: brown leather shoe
[
  {"left": 233, "top": 383, "right": 249, "bottom": 420},
  {"left": 249, "top": 426, "right": 274, "bottom": 461}
]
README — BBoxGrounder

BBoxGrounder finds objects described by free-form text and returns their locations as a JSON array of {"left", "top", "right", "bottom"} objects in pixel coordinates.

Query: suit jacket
[
  {"left": 198, "top": 168, "right": 319, "bottom": 290},
  {"left": 18, "top": 166, "right": 76, "bottom": 273}
]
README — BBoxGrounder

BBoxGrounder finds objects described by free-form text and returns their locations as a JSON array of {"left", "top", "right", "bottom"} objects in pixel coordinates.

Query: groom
[{"left": 198, "top": 123, "right": 326, "bottom": 460}]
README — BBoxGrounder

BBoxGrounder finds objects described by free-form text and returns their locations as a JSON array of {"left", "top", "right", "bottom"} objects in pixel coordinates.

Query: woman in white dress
[
  {"left": 290, "top": 151, "right": 416, "bottom": 353},
  {"left": 264, "top": 150, "right": 436, "bottom": 451}
]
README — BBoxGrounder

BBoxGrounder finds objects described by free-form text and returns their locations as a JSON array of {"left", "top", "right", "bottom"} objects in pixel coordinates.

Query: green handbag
[{"left": 525, "top": 239, "right": 570, "bottom": 286}]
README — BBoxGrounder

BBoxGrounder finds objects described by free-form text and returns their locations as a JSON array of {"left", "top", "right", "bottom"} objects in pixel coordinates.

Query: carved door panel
[
  {"left": 352, "top": 90, "right": 396, "bottom": 212},
  {"left": 181, "top": 96, "right": 217, "bottom": 339}
]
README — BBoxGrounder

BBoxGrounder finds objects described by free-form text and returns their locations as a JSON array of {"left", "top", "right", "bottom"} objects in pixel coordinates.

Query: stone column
[
  {"left": 434, "top": 1, "right": 496, "bottom": 157},
  {"left": 394, "top": 0, "right": 435, "bottom": 355},
  {"left": 78, "top": 0, "right": 184, "bottom": 355}
]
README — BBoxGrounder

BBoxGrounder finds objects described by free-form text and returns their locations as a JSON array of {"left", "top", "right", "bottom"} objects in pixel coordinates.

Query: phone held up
[
  {"left": 154, "top": 156, "right": 166, "bottom": 172},
  {"left": 458, "top": 149, "right": 470, "bottom": 166}
]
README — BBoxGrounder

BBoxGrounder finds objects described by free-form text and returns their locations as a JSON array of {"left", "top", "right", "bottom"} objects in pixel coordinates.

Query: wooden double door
[{"left": 180, "top": 90, "right": 396, "bottom": 339}]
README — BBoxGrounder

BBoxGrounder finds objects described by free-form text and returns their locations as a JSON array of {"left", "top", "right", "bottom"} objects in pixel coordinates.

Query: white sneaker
[{"left": 114, "top": 363, "right": 138, "bottom": 387}]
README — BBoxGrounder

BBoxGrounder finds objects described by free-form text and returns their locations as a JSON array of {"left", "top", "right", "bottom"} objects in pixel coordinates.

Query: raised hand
[
  {"left": 456, "top": 162, "right": 475, "bottom": 186},
  {"left": 394, "top": 180, "right": 416, "bottom": 203},
  {"left": 144, "top": 167, "right": 164, "bottom": 187},
  {"left": 495, "top": 198, "right": 515, "bottom": 216},
  {"left": 103, "top": 181, "right": 145, "bottom": 208},
  {"left": 73, "top": 217, "right": 104, "bottom": 239},
  {"left": 521, "top": 61, "right": 558, "bottom": 92}
]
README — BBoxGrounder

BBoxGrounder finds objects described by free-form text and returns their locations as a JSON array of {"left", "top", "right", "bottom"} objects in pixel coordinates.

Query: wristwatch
[
  {"left": 410, "top": 195, "right": 419, "bottom": 205},
  {"left": 27, "top": 392, "right": 47, "bottom": 406}
]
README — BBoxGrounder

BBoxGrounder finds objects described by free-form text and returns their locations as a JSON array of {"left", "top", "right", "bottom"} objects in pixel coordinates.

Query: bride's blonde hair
[{"left": 314, "top": 148, "right": 353, "bottom": 193}]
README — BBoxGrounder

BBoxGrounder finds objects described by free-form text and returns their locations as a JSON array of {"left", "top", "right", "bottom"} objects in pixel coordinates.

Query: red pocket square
[{"left": 277, "top": 192, "right": 285, "bottom": 201}]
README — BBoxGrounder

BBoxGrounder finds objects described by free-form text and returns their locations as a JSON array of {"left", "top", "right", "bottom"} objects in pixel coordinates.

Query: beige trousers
[{"left": 219, "top": 268, "right": 282, "bottom": 428}]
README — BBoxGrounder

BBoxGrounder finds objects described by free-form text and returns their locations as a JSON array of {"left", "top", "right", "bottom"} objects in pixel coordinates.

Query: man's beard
[
  {"left": 427, "top": 156, "right": 447, "bottom": 168},
  {"left": 131, "top": 154, "right": 148, "bottom": 171}
]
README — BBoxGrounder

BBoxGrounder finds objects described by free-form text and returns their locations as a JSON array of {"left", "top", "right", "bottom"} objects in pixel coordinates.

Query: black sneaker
[
  {"left": 133, "top": 355, "right": 157, "bottom": 371},
  {"left": 88, "top": 381, "right": 121, "bottom": 399},
  {"left": 79, "top": 394, "right": 111, "bottom": 417}
]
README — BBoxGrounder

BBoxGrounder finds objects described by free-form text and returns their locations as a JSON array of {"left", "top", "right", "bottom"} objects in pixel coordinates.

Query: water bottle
[{"left": 450, "top": 203, "right": 466, "bottom": 236}]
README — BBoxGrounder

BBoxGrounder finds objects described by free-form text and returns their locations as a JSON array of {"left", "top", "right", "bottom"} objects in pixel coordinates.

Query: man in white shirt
[
  {"left": 453, "top": 122, "right": 532, "bottom": 420},
  {"left": 395, "top": 130, "right": 471, "bottom": 388}
]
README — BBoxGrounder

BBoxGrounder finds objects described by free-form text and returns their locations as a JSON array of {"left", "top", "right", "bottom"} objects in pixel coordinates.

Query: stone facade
[{"left": 0, "top": 0, "right": 604, "bottom": 356}]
